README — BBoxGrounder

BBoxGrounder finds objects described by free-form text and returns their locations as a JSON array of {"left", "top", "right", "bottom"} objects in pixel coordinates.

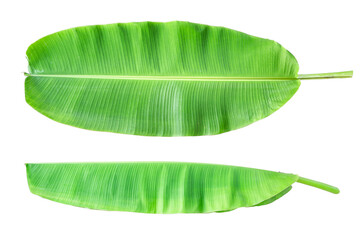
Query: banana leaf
[
  {"left": 25, "top": 21, "right": 353, "bottom": 136},
  {"left": 26, "top": 162, "right": 339, "bottom": 213}
]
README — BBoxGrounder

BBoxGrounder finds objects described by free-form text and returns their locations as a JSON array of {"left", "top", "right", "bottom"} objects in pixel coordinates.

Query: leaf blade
[
  {"left": 26, "top": 76, "right": 300, "bottom": 136},
  {"left": 26, "top": 162, "right": 299, "bottom": 213},
  {"left": 25, "top": 21, "right": 300, "bottom": 136}
]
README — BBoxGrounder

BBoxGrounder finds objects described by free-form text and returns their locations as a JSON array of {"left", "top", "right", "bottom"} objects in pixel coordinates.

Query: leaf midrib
[
  {"left": 25, "top": 70, "right": 353, "bottom": 81},
  {"left": 25, "top": 73, "right": 299, "bottom": 81}
]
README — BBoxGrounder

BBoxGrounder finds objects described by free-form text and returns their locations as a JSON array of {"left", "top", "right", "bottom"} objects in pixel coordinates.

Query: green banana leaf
[
  {"left": 26, "top": 162, "right": 339, "bottom": 214},
  {"left": 25, "top": 21, "right": 353, "bottom": 136}
]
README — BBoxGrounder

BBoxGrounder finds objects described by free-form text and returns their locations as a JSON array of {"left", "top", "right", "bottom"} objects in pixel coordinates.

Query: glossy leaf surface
[
  {"left": 26, "top": 162, "right": 339, "bottom": 213},
  {"left": 25, "top": 21, "right": 301, "bottom": 136}
]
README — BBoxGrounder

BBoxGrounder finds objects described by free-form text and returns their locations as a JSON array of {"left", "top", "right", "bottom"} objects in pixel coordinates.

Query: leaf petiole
[
  {"left": 297, "top": 176, "right": 340, "bottom": 194},
  {"left": 298, "top": 71, "right": 353, "bottom": 80}
]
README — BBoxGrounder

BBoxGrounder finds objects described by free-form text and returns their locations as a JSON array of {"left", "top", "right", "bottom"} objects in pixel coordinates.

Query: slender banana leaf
[
  {"left": 26, "top": 162, "right": 339, "bottom": 213},
  {"left": 25, "top": 21, "right": 353, "bottom": 136}
]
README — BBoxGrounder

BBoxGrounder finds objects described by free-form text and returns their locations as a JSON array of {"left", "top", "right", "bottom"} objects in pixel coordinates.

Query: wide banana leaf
[
  {"left": 26, "top": 162, "right": 339, "bottom": 213},
  {"left": 25, "top": 21, "right": 352, "bottom": 136}
]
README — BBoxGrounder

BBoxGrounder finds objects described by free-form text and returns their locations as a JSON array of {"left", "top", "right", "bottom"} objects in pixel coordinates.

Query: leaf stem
[
  {"left": 298, "top": 71, "right": 353, "bottom": 80},
  {"left": 297, "top": 176, "right": 340, "bottom": 194}
]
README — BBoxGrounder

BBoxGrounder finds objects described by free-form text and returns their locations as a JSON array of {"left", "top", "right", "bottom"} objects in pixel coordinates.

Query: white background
[{"left": 1, "top": 0, "right": 359, "bottom": 239}]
